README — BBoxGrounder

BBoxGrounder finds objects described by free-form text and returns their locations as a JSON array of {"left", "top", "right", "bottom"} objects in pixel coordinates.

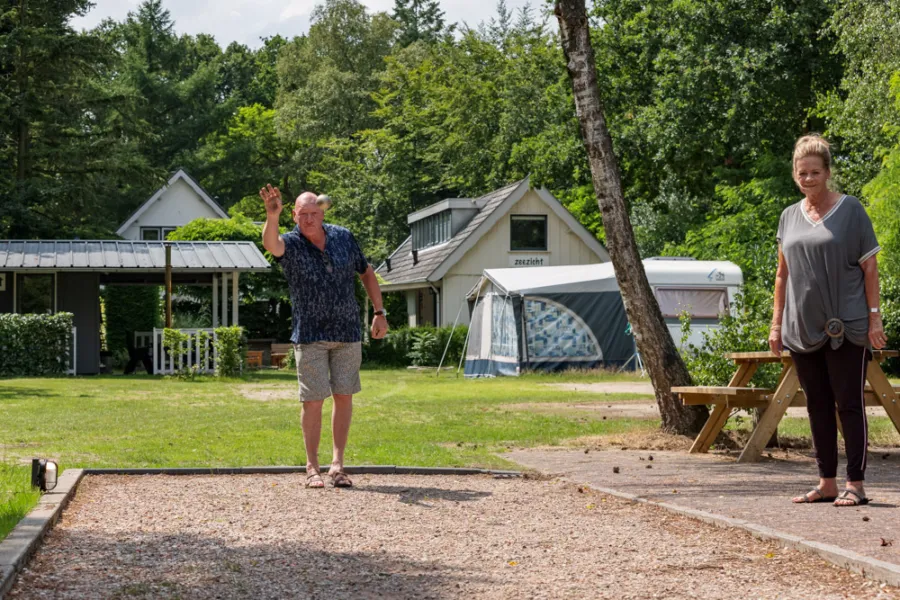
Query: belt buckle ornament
[{"left": 825, "top": 318, "right": 844, "bottom": 339}]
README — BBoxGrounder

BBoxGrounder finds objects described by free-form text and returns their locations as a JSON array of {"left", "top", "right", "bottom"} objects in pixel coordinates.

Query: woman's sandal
[
  {"left": 330, "top": 470, "right": 353, "bottom": 488},
  {"left": 305, "top": 470, "right": 325, "bottom": 489},
  {"left": 834, "top": 489, "right": 869, "bottom": 507},
  {"left": 792, "top": 488, "right": 837, "bottom": 503}
]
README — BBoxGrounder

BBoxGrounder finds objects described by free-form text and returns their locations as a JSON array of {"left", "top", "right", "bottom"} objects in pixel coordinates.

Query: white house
[
  {"left": 375, "top": 177, "right": 610, "bottom": 327},
  {"left": 117, "top": 169, "right": 229, "bottom": 240}
]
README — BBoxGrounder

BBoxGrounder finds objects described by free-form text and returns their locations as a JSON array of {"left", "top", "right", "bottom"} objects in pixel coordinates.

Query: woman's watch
[{"left": 374, "top": 309, "right": 387, "bottom": 317}]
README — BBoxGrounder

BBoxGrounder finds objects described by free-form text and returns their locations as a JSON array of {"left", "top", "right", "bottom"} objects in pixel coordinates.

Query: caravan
[{"left": 463, "top": 258, "right": 743, "bottom": 377}]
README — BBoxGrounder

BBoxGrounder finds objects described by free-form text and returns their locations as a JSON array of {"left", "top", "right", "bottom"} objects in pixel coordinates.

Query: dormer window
[{"left": 412, "top": 210, "right": 451, "bottom": 251}]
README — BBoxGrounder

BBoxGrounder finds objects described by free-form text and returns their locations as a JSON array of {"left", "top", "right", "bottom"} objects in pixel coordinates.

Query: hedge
[
  {"left": 103, "top": 286, "right": 161, "bottom": 357},
  {"left": 0, "top": 313, "right": 74, "bottom": 376},
  {"left": 363, "top": 325, "right": 469, "bottom": 367}
]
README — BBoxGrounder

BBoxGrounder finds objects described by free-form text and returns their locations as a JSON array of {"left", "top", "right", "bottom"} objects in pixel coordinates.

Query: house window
[
  {"left": 140, "top": 227, "right": 177, "bottom": 241},
  {"left": 655, "top": 287, "right": 729, "bottom": 318},
  {"left": 412, "top": 211, "right": 451, "bottom": 251},
  {"left": 510, "top": 215, "right": 548, "bottom": 251},
  {"left": 16, "top": 274, "right": 54, "bottom": 314}
]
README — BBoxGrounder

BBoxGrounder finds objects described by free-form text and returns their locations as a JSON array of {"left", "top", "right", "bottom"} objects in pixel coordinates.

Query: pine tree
[
  {"left": 0, "top": 0, "right": 153, "bottom": 237},
  {"left": 392, "top": 0, "right": 449, "bottom": 46}
]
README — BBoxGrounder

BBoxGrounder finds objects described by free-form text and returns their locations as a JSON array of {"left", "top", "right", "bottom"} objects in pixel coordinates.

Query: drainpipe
[{"left": 429, "top": 284, "right": 441, "bottom": 326}]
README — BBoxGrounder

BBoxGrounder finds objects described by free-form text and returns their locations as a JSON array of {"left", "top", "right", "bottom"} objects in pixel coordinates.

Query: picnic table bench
[
  {"left": 271, "top": 343, "right": 292, "bottom": 367},
  {"left": 673, "top": 350, "right": 900, "bottom": 463}
]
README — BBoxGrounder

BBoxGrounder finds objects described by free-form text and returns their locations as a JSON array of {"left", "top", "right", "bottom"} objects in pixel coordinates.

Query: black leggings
[{"left": 791, "top": 342, "right": 870, "bottom": 482}]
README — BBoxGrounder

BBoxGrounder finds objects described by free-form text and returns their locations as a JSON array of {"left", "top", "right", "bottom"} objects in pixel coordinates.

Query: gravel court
[{"left": 7, "top": 474, "right": 900, "bottom": 599}]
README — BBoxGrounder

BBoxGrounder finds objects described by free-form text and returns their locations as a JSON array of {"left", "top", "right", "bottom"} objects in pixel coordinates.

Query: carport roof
[{"left": 0, "top": 240, "right": 270, "bottom": 272}]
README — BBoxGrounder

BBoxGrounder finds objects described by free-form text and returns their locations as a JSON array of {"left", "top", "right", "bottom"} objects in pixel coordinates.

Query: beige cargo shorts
[{"left": 294, "top": 341, "right": 362, "bottom": 402}]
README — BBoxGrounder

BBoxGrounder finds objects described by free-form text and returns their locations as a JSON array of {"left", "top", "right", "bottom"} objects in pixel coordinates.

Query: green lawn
[
  {"left": 2, "top": 369, "right": 897, "bottom": 542},
  {"left": 0, "top": 368, "right": 652, "bottom": 540},
  {"left": 0, "top": 463, "right": 40, "bottom": 542}
]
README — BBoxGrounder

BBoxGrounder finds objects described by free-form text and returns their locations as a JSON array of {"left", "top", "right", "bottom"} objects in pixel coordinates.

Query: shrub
[
  {"left": 213, "top": 326, "right": 245, "bottom": 377},
  {"left": 880, "top": 273, "right": 900, "bottom": 376},
  {"left": 161, "top": 328, "right": 208, "bottom": 381},
  {"left": 0, "top": 313, "right": 74, "bottom": 376},
  {"left": 284, "top": 346, "right": 296, "bottom": 370},
  {"left": 407, "top": 329, "right": 439, "bottom": 366},
  {"left": 363, "top": 325, "right": 468, "bottom": 367},
  {"left": 678, "top": 285, "right": 780, "bottom": 388}
]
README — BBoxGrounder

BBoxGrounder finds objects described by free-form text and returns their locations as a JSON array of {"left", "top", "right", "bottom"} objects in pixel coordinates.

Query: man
[{"left": 259, "top": 184, "right": 388, "bottom": 489}]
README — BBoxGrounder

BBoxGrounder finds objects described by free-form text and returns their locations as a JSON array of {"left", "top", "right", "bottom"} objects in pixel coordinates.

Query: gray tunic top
[{"left": 776, "top": 195, "right": 880, "bottom": 353}]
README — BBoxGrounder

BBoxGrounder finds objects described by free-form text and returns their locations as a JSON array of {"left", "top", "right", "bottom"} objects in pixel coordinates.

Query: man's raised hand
[{"left": 259, "top": 184, "right": 283, "bottom": 217}]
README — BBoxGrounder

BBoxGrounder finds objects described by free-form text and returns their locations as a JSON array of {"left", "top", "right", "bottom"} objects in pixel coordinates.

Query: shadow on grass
[
  {"left": 12, "top": 531, "right": 475, "bottom": 599},
  {"left": 0, "top": 386, "right": 59, "bottom": 400},
  {"left": 347, "top": 484, "right": 492, "bottom": 506}
]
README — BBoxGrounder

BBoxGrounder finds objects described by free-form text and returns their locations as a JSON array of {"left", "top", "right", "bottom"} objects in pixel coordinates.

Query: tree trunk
[
  {"left": 15, "top": 0, "right": 28, "bottom": 183},
  {"left": 554, "top": 0, "right": 708, "bottom": 435}
]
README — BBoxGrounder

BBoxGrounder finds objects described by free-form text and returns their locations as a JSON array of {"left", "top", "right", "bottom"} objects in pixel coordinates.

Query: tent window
[
  {"left": 510, "top": 215, "right": 547, "bottom": 251},
  {"left": 490, "top": 296, "right": 518, "bottom": 357},
  {"left": 655, "top": 287, "right": 728, "bottom": 318},
  {"left": 16, "top": 274, "right": 54, "bottom": 314}
]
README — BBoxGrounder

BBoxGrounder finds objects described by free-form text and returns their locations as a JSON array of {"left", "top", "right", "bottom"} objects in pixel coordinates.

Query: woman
[{"left": 770, "top": 134, "right": 887, "bottom": 507}]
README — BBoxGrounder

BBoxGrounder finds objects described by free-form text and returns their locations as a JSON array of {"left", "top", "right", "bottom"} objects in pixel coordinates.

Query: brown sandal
[
  {"left": 305, "top": 470, "right": 325, "bottom": 488},
  {"left": 330, "top": 470, "right": 353, "bottom": 488}
]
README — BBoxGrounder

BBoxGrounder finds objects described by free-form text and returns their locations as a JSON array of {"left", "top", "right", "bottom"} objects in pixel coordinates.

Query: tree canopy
[{"left": 5, "top": 0, "right": 900, "bottom": 370}]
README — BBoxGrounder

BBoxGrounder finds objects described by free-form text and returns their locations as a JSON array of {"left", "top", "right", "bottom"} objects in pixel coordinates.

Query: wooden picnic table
[{"left": 673, "top": 350, "right": 900, "bottom": 463}]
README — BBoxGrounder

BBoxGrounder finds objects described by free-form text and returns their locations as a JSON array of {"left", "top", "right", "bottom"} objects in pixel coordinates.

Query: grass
[
  {"left": 0, "top": 368, "right": 653, "bottom": 540},
  {"left": 0, "top": 463, "right": 41, "bottom": 541},
  {"left": 2, "top": 369, "right": 897, "bottom": 541}
]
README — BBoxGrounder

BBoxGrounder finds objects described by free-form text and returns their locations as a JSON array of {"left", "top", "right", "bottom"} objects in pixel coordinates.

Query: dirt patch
[
  {"left": 237, "top": 384, "right": 295, "bottom": 403},
  {"left": 563, "top": 429, "right": 696, "bottom": 452},
  {"left": 9, "top": 473, "right": 898, "bottom": 599},
  {"left": 540, "top": 381, "right": 654, "bottom": 395},
  {"left": 508, "top": 398, "right": 891, "bottom": 424},
  {"left": 502, "top": 400, "right": 660, "bottom": 420}
]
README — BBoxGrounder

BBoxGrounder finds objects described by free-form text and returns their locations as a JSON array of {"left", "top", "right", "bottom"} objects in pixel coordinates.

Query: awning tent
[{"left": 463, "top": 259, "right": 743, "bottom": 377}]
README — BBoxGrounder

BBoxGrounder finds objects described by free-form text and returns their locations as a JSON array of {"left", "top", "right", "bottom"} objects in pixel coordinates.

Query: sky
[{"left": 70, "top": 0, "right": 550, "bottom": 48}]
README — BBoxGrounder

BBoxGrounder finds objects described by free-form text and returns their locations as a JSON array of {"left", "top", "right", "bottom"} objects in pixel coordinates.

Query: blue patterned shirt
[{"left": 276, "top": 224, "right": 370, "bottom": 344}]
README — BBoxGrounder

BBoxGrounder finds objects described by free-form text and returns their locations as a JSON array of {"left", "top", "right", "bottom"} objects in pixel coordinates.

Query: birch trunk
[{"left": 555, "top": 0, "right": 708, "bottom": 434}]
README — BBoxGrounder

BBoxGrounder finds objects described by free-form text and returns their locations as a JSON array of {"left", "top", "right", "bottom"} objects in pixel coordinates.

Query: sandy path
[{"left": 9, "top": 474, "right": 898, "bottom": 599}]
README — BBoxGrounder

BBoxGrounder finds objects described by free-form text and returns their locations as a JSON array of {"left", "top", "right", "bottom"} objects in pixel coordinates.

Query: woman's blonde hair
[{"left": 793, "top": 134, "right": 832, "bottom": 171}]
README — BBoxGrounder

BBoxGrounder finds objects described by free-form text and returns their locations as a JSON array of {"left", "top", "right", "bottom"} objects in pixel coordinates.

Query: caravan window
[{"left": 655, "top": 287, "right": 728, "bottom": 318}]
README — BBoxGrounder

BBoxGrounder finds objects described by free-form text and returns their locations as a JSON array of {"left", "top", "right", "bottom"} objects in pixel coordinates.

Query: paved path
[{"left": 509, "top": 447, "right": 900, "bottom": 576}]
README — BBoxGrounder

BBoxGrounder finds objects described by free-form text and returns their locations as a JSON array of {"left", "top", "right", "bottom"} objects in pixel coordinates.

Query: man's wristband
[{"left": 374, "top": 309, "right": 386, "bottom": 317}]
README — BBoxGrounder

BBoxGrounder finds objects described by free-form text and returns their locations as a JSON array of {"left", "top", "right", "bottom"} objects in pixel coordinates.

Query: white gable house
[
  {"left": 117, "top": 169, "right": 228, "bottom": 241},
  {"left": 375, "top": 177, "right": 610, "bottom": 327}
]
